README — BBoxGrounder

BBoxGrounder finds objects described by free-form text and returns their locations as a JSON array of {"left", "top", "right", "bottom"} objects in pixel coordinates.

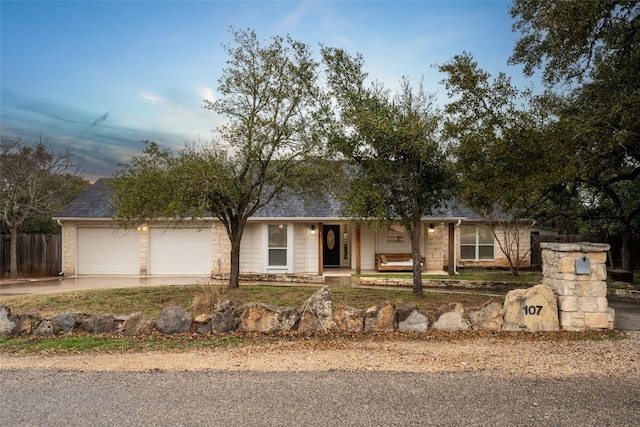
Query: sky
[{"left": 1, "top": 0, "right": 529, "bottom": 180}]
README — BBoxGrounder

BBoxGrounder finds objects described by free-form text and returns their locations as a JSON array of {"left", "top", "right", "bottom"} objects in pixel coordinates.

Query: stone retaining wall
[{"left": 3, "top": 283, "right": 612, "bottom": 338}]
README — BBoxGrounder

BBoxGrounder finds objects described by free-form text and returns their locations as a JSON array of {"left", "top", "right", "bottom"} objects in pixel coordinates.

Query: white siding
[
  {"left": 358, "top": 225, "right": 377, "bottom": 270},
  {"left": 292, "top": 223, "right": 319, "bottom": 273},
  {"left": 240, "top": 223, "right": 262, "bottom": 273}
]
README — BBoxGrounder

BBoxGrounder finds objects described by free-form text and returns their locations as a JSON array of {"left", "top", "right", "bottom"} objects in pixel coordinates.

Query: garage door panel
[
  {"left": 77, "top": 228, "right": 139, "bottom": 275},
  {"left": 149, "top": 227, "right": 212, "bottom": 275}
]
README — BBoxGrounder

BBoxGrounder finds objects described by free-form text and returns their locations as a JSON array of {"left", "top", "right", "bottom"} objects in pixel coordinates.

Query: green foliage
[
  {"left": 323, "top": 48, "right": 458, "bottom": 293},
  {"left": 509, "top": 0, "right": 640, "bottom": 269},
  {"left": 114, "top": 29, "right": 335, "bottom": 288},
  {"left": 439, "top": 52, "right": 568, "bottom": 217}
]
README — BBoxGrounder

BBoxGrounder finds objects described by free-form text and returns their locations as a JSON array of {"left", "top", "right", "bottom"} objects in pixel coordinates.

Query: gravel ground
[{"left": 1, "top": 332, "right": 639, "bottom": 378}]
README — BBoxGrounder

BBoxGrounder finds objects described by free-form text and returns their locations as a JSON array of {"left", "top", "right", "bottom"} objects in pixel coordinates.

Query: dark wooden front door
[{"left": 323, "top": 225, "right": 341, "bottom": 267}]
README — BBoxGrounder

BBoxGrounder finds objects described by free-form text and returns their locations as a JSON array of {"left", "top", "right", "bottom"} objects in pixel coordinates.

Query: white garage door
[
  {"left": 77, "top": 228, "right": 139, "bottom": 275},
  {"left": 149, "top": 227, "right": 212, "bottom": 275}
]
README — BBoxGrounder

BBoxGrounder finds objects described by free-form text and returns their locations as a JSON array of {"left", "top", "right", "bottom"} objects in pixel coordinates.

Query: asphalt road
[{"left": 1, "top": 369, "right": 638, "bottom": 426}]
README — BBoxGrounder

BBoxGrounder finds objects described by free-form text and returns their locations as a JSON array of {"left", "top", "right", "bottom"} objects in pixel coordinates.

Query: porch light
[
  {"left": 138, "top": 225, "right": 148, "bottom": 232},
  {"left": 428, "top": 224, "right": 435, "bottom": 233},
  {"left": 310, "top": 224, "right": 316, "bottom": 235}
]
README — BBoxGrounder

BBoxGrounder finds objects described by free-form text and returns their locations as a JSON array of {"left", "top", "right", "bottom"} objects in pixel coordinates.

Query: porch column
[
  {"left": 317, "top": 222, "right": 323, "bottom": 276},
  {"left": 355, "top": 225, "right": 361, "bottom": 275},
  {"left": 448, "top": 222, "right": 455, "bottom": 275}
]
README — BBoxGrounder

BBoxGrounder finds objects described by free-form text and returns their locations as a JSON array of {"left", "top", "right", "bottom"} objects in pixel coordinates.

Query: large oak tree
[
  {"left": 323, "top": 48, "right": 458, "bottom": 294},
  {"left": 113, "top": 29, "right": 332, "bottom": 288},
  {"left": 510, "top": 0, "right": 640, "bottom": 270}
]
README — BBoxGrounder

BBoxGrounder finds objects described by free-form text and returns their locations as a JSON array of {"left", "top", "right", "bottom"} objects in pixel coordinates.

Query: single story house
[{"left": 54, "top": 179, "right": 532, "bottom": 277}]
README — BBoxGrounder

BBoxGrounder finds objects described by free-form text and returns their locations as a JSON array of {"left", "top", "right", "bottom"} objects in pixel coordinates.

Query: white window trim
[
  {"left": 460, "top": 225, "right": 495, "bottom": 261},
  {"left": 264, "top": 223, "right": 293, "bottom": 272}
]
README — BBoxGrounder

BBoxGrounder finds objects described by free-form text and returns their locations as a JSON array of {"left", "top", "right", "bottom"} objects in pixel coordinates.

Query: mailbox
[{"left": 575, "top": 256, "right": 591, "bottom": 275}]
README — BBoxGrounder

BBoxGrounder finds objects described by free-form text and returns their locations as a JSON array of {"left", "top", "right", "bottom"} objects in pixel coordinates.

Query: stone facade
[
  {"left": 541, "top": 242, "right": 614, "bottom": 331},
  {"left": 425, "top": 223, "right": 444, "bottom": 271},
  {"left": 62, "top": 222, "right": 77, "bottom": 276}
]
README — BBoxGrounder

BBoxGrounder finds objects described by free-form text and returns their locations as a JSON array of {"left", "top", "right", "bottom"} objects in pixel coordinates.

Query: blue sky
[{"left": 1, "top": 0, "right": 527, "bottom": 180}]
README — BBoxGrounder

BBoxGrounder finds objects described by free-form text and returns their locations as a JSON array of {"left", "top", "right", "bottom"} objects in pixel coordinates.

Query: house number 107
[{"left": 523, "top": 305, "right": 543, "bottom": 315}]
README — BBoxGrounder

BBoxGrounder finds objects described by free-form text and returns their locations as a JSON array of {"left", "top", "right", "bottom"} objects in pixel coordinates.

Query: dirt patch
[{"left": 2, "top": 332, "right": 638, "bottom": 378}]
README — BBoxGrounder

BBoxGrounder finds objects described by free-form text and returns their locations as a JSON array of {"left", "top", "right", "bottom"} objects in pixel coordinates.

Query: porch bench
[
  {"left": 375, "top": 253, "right": 423, "bottom": 272},
  {"left": 609, "top": 269, "right": 633, "bottom": 283}
]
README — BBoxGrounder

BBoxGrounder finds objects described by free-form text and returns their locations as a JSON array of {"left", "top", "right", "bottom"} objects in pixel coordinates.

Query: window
[
  {"left": 386, "top": 224, "right": 406, "bottom": 244},
  {"left": 460, "top": 225, "right": 494, "bottom": 260},
  {"left": 268, "top": 224, "right": 287, "bottom": 266}
]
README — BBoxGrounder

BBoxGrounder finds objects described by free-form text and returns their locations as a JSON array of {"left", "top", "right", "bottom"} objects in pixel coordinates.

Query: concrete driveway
[{"left": 1, "top": 276, "right": 638, "bottom": 330}]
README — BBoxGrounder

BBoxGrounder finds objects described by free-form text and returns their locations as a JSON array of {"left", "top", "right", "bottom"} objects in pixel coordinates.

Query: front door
[{"left": 323, "top": 225, "right": 341, "bottom": 267}]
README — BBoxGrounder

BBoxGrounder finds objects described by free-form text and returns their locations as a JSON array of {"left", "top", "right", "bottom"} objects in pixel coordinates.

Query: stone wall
[
  {"left": 541, "top": 242, "right": 614, "bottom": 331},
  {"left": 2, "top": 285, "right": 589, "bottom": 337}
]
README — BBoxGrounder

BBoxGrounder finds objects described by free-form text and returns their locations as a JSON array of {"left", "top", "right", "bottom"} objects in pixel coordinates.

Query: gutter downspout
[
  {"left": 454, "top": 220, "right": 461, "bottom": 275},
  {"left": 56, "top": 219, "right": 64, "bottom": 276}
]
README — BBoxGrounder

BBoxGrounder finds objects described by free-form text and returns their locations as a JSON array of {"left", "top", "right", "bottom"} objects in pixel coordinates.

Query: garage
[
  {"left": 148, "top": 227, "right": 212, "bottom": 275},
  {"left": 77, "top": 227, "right": 140, "bottom": 275}
]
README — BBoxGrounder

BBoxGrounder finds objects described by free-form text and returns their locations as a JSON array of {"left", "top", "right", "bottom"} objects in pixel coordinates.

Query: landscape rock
[
  {"left": 503, "top": 284, "right": 559, "bottom": 332},
  {"left": 15, "top": 313, "right": 42, "bottom": 335},
  {"left": 333, "top": 306, "right": 364, "bottom": 332},
  {"left": 33, "top": 320, "right": 54, "bottom": 336},
  {"left": 398, "top": 310, "right": 429, "bottom": 332},
  {"left": 210, "top": 300, "right": 240, "bottom": 334},
  {"left": 120, "top": 312, "right": 154, "bottom": 336},
  {"left": 155, "top": 306, "right": 193, "bottom": 334},
  {"left": 432, "top": 303, "right": 470, "bottom": 332},
  {"left": 79, "top": 314, "right": 117, "bottom": 334},
  {"left": 0, "top": 305, "right": 17, "bottom": 335},
  {"left": 364, "top": 302, "right": 396, "bottom": 332},
  {"left": 54, "top": 310, "right": 77, "bottom": 333},
  {"left": 469, "top": 302, "right": 504, "bottom": 331},
  {"left": 238, "top": 303, "right": 299, "bottom": 333},
  {"left": 297, "top": 286, "right": 337, "bottom": 332}
]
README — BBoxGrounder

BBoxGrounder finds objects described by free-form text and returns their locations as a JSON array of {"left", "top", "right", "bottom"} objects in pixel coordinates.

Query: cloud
[
  {"left": 199, "top": 86, "right": 215, "bottom": 103},
  {"left": 140, "top": 92, "right": 168, "bottom": 105}
]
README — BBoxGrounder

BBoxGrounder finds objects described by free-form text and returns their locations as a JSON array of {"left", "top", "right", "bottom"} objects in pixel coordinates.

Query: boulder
[
  {"left": 15, "top": 313, "right": 42, "bottom": 335},
  {"left": 503, "top": 284, "right": 559, "bottom": 332},
  {"left": 398, "top": 310, "right": 429, "bottom": 332},
  {"left": 432, "top": 303, "right": 470, "bottom": 332},
  {"left": 297, "top": 286, "right": 337, "bottom": 332},
  {"left": 193, "top": 313, "right": 212, "bottom": 334},
  {"left": 120, "top": 312, "right": 155, "bottom": 336},
  {"left": 33, "top": 320, "right": 54, "bottom": 336},
  {"left": 0, "top": 305, "right": 17, "bottom": 335},
  {"left": 333, "top": 306, "right": 364, "bottom": 332},
  {"left": 364, "top": 302, "right": 396, "bottom": 332},
  {"left": 238, "top": 303, "right": 299, "bottom": 333},
  {"left": 155, "top": 306, "right": 193, "bottom": 334},
  {"left": 469, "top": 302, "right": 504, "bottom": 331},
  {"left": 54, "top": 310, "right": 77, "bottom": 333},
  {"left": 79, "top": 314, "right": 117, "bottom": 334},
  {"left": 210, "top": 300, "right": 240, "bottom": 334}
]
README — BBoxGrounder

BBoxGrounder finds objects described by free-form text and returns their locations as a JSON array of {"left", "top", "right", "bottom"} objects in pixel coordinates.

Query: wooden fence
[{"left": 1, "top": 234, "right": 61, "bottom": 277}]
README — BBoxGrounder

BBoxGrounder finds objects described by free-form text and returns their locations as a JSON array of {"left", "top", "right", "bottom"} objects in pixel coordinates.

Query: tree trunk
[
  {"left": 410, "top": 220, "right": 423, "bottom": 295},
  {"left": 620, "top": 222, "right": 632, "bottom": 271},
  {"left": 226, "top": 216, "right": 246, "bottom": 289},
  {"left": 9, "top": 226, "right": 18, "bottom": 279},
  {"left": 228, "top": 237, "right": 241, "bottom": 289}
]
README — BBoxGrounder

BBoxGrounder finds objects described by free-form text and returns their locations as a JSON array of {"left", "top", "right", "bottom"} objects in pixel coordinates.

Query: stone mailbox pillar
[{"left": 541, "top": 242, "right": 614, "bottom": 331}]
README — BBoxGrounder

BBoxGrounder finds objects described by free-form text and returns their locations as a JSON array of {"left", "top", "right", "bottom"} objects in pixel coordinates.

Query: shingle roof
[
  {"left": 55, "top": 178, "right": 474, "bottom": 220},
  {"left": 55, "top": 178, "right": 116, "bottom": 218}
]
